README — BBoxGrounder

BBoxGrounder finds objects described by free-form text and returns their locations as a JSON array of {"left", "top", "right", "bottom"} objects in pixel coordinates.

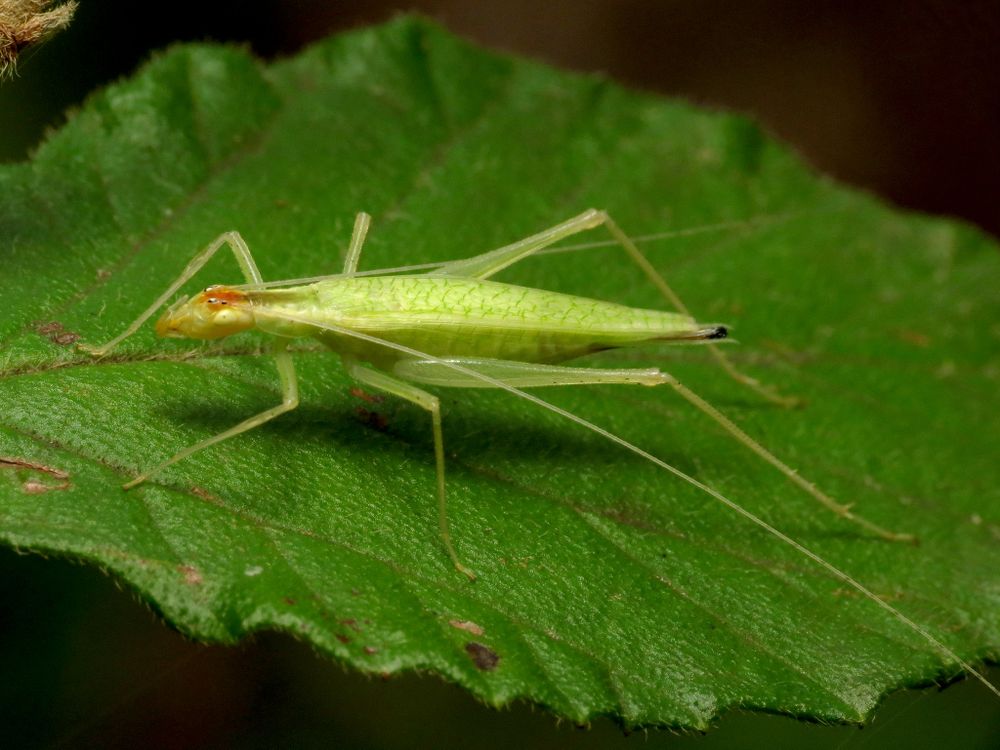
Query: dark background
[
  {"left": 3, "top": 1, "right": 999, "bottom": 748},
  {"left": 4, "top": 0, "right": 1000, "bottom": 236}
]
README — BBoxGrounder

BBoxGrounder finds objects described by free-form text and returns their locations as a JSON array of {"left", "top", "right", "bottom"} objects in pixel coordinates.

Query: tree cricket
[{"left": 78, "top": 208, "right": 998, "bottom": 698}]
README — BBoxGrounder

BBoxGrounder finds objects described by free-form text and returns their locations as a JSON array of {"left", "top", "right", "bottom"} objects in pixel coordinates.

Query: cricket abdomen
[{"left": 266, "top": 276, "right": 713, "bottom": 365}]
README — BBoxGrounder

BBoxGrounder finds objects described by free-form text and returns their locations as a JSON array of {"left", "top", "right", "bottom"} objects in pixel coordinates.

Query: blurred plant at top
[{"left": 0, "top": 0, "right": 76, "bottom": 78}]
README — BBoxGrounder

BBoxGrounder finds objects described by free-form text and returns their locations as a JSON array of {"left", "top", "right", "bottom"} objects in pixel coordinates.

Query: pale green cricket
[{"left": 79, "top": 208, "right": 998, "bottom": 697}]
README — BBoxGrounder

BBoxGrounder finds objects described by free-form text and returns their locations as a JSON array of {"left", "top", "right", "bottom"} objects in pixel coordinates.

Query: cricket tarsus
[{"left": 663, "top": 374, "right": 916, "bottom": 544}]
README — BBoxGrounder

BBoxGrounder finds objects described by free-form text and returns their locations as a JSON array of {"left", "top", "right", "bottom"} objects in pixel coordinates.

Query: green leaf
[{"left": 1, "top": 17, "right": 997, "bottom": 730}]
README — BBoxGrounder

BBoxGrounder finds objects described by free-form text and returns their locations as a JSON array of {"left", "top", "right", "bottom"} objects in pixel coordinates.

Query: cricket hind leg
[
  {"left": 660, "top": 371, "right": 915, "bottom": 542},
  {"left": 123, "top": 341, "right": 300, "bottom": 489},
  {"left": 79, "top": 230, "right": 265, "bottom": 356},
  {"left": 433, "top": 208, "right": 798, "bottom": 407},
  {"left": 427, "top": 209, "right": 609, "bottom": 280},
  {"left": 393, "top": 357, "right": 669, "bottom": 388},
  {"left": 342, "top": 355, "right": 476, "bottom": 580},
  {"left": 594, "top": 211, "right": 801, "bottom": 408},
  {"left": 341, "top": 212, "right": 372, "bottom": 275},
  {"left": 396, "top": 356, "right": 914, "bottom": 543}
]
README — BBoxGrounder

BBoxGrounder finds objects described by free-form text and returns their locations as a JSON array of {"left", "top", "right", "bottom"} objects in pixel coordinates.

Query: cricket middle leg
[{"left": 342, "top": 355, "right": 476, "bottom": 580}]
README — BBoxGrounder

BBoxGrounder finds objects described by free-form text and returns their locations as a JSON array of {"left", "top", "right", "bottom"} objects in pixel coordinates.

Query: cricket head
[{"left": 155, "top": 286, "right": 255, "bottom": 340}]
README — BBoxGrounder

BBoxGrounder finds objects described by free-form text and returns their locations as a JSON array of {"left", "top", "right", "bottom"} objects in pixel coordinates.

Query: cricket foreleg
[
  {"left": 122, "top": 342, "right": 299, "bottom": 489},
  {"left": 341, "top": 356, "right": 476, "bottom": 580},
  {"left": 80, "top": 231, "right": 265, "bottom": 356},
  {"left": 593, "top": 211, "right": 800, "bottom": 408},
  {"left": 341, "top": 212, "right": 372, "bottom": 275}
]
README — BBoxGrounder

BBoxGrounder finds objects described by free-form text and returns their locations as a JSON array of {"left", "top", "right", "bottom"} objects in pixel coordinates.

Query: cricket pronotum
[{"left": 79, "top": 208, "right": 998, "bottom": 698}]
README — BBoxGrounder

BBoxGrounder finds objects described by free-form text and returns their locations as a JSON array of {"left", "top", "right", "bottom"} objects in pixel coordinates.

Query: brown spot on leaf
[
  {"left": 354, "top": 407, "right": 388, "bottom": 431},
  {"left": 449, "top": 619, "right": 485, "bottom": 636},
  {"left": 363, "top": 646, "right": 379, "bottom": 655},
  {"left": 335, "top": 633, "right": 351, "bottom": 644},
  {"left": 350, "top": 387, "right": 383, "bottom": 404},
  {"left": 0, "top": 456, "right": 71, "bottom": 493},
  {"left": 339, "top": 618, "right": 362, "bottom": 632},
  {"left": 283, "top": 597, "right": 297, "bottom": 606},
  {"left": 23, "top": 479, "right": 55, "bottom": 494},
  {"left": 465, "top": 642, "right": 500, "bottom": 671},
  {"left": 190, "top": 485, "right": 222, "bottom": 504},
  {"left": 177, "top": 564, "right": 202, "bottom": 585},
  {"left": 33, "top": 320, "right": 80, "bottom": 346},
  {"left": 896, "top": 329, "right": 932, "bottom": 347}
]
